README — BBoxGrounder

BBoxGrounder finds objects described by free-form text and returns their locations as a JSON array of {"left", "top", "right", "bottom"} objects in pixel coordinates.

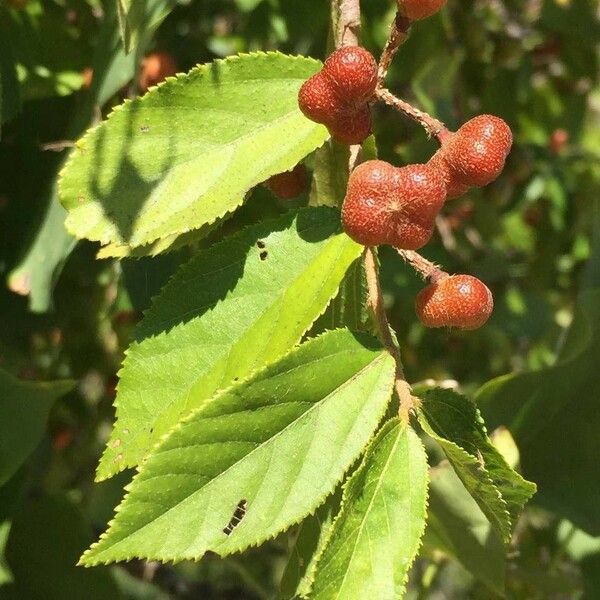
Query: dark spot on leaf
[
  {"left": 259, "top": 251, "right": 268, "bottom": 261},
  {"left": 256, "top": 240, "right": 266, "bottom": 249},
  {"left": 223, "top": 499, "right": 247, "bottom": 535},
  {"left": 140, "top": 125, "right": 150, "bottom": 133}
]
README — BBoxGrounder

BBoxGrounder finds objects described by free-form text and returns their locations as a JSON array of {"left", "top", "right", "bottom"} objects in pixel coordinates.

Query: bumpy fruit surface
[
  {"left": 427, "top": 149, "right": 470, "bottom": 200},
  {"left": 415, "top": 274, "right": 493, "bottom": 330},
  {"left": 265, "top": 164, "right": 307, "bottom": 199},
  {"left": 298, "top": 46, "right": 377, "bottom": 145},
  {"left": 139, "top": 51, "right": 178, "bottom": 92},
  {"left": 342, "top": 160, "right": 446, "bottom": 249},
  {"left": 442, "top": 115, "right": 513, "bottom": 187},
  {"left": 403, "top": 0, "right": 447, "bottom": 21}
]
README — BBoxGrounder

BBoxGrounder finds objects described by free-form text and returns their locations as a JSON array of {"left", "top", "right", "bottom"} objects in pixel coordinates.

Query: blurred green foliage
[{"left": 1, "top": 0, "right": 599, "bottom": 598}]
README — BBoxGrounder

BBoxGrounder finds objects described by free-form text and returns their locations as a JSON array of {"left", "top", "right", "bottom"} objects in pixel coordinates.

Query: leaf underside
[
  {"left": 81, "top": 329, "right": 396, "bottom": 566},
  {"left": 59, "top": 52, "right": 328, "bottom": 256},
  {"left": 418, "top": 388, "right": 536, "bottom": 543}
]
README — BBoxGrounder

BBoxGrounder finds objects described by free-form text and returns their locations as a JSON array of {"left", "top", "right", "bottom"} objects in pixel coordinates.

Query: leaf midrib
[{"left": 95, "top": 352, "right": 390, "bottom": 555}]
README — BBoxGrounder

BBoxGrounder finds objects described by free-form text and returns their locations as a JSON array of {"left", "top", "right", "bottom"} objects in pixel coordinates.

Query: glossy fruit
[
  {"left": 341, "top": 160, "right": 447, "bottom": 249},
  {"left": 265, "top": 164, "right": 308, "bottom": 199},
  {"left": 298, "top": 46, "right": 377, "bottom": 145},
  {"left": 403, "top": 0, "right": 447, "bottom": 21},
  {"left": 139, "top": 51, "right": 178, "bottom": 92},
  {"left": 442, "top": 115, "right": 513, "bottom": 188},
  {"left": 415, "top": 274, "right": 493, "bottom": 330}
]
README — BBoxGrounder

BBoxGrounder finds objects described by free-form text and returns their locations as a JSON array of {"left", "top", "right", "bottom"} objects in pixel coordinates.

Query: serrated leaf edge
[
  {"left": 302, "top": 419, "right": 430, "bottom": 600},
  {"left": 95, "top": 209, "right": 360, "bottom": 481},
  {"left": 58, "top": 51, "right": 326, "bottom": 250},
  {"left": 81, "top": 336, "right": 396, "bottom": 566},
  {"left": 418, "top": 411, "right": 513, "bottom": 544}
]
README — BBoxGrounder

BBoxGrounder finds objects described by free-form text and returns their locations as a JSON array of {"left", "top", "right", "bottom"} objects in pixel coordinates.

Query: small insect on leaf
[{"left": 223, "top": 499, "right": 248, "bottom": 536}]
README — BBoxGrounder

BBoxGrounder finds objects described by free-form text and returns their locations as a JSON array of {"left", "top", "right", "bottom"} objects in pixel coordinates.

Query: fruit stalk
[
  {"left": 375, "top": 87, "right": 448, "bottom": 142},
  {"left": 364, "top": 248, "right": 419, "bottom": 423},
  {"left": 377, "top": 12, "right": 411, "bottom": 86}
]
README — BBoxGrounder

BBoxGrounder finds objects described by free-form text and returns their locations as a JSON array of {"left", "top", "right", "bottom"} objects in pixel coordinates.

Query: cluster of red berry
[{"left": 286, "top": 20, "right": 509, "bottom": 330}]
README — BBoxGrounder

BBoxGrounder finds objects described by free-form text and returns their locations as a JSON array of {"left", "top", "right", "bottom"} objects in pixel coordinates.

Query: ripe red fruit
[
  {"left": 342, "top": 160, "right": 447, "bottom": 249},
  {"left": 427, "top": 149, "right": 470, "bottom": 200},
  {"left": 298, "top": 46, "right": 377, "bottom": 145},
  {"left": 442, "top": 115, "right": 513, "bottom": 188},
  {"left": 415, "top": 274, "right": 493, "bottom": 330},
  {"left": 403, "top": 0, "right": 447, "bottom": 21},
  {"left": 139, "top": 51, "right": 178, "bottom": 92},
  {"left": 265, "top": 164, "right": 308, "bottom": 199}
]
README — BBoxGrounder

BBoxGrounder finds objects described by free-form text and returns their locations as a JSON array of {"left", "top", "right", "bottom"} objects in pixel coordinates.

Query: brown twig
[
  {"left": 377, "top": 12, "right": 412, "bottom": 86},
  {"left": 364, "top": 247, "right": 420, "bottom": 422},
  {"left": 376, "top": 87, "right": 448, "bottom": 142},
  {"left": 395, "top": 248, "right": 447, "bottom": 281}
]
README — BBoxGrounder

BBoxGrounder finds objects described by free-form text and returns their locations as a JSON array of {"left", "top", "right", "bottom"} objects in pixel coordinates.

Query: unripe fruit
[
  {"left": 415, "top": 274, "right": 493, "bottom": 330},
  {"left": 403, "top": 0, "right": 447, "bottom": 21},
  {"left": 265, "top": 164, "right": 308, "bottom": 199},
  {"left": 342, "top": 160, "right": 447, "bottom": 249},
  {"left": 139, "top": 51, "right": 178, "bottom": 92},
  {"left": 442, "top": 115, "right": 513, "bottom": 188},
  {"left": 298, "top": 46, "right": 377, "bottom": 145}
]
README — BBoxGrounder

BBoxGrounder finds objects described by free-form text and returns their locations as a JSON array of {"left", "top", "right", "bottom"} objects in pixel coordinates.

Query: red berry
[
  {"left": 403, "top": 0, "right": 447, "bottom": 21},
  {"left": 428, "top": 149, "right": 470, "bottom": 200},
  {"left": 329, "top": 107, "right": 373, "bottom": 146},
  {"left": 323, "top": 46, "right": 378, "bottom": 106},
  {"left": 299, "top": 46, "right": 377, "bottom": 145},
  {"left": 342, "top": 160, "right": 447, "bottom": 249},
  {"left": 265, "top": 164, "right": 308, "bottom": 199},
  {"left": 298, "top": 76, "right": 341, "bottom": 124},
  {"left": 139, "top": 51, "right": 178, "bottom": 92},
  {"left": 442, "top": 115, "right": 513, "bottom": 188},
  {"left": 415, "top": 274, "right": 493, "bottom": 330}
]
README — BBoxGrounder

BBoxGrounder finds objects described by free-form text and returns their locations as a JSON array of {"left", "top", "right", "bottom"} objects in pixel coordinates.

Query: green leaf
[
  {"left": 424, "top": 462, "right": 506, "bottom": 596},
  {"left": 5, "top": 495, "right": 123, "bottom": 599},
  {"left": 309, "top": 256, "right": 371, "bottom": 335},
  {"left": 309, "top": 135, "right": 377, "bottom": 209},
  {"left": 477, "top": 288, "right": 600, "bottom": 535},
  {"left": 309, "top": 140, "right": 350, "bottom": 208},
  {"left": 418, "top": 409, "right": 511, "bottom": 543},
  {"left": 116, "top": 0, "right": 177, "bottom": 54},
  {"left": 81, "top": 329, "right": 396, "bottom": 565},
  {"left": 6, "top": 0, "right": 169, "bottom": 312},
  {"left": 7, "top": 196, "right": 76, "bottom": 313},
  {"left": 0, "top": 369, "right": 73, "bottom": 487},
  {"left": 97, "top": 208, "right": 362, "bottom": 480},
  {"left": 309, "top": 419, "right": 429, "bottom": 600},
  {"left": 59, "top": 52, "right": 328, "bottom": 255},
  {"left": 420, "top": 388, "right": 536, "bottom": 527},
  {"left": 280, "top": 489, "right": 342, "bottom": 599}
]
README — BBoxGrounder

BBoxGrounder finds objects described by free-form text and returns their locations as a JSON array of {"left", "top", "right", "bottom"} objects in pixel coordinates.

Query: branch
[
  {"left": 335, "top": 0, "right": 362, "bottom": 168},
  {"left": 377, "top": 12, "right": 411, "bottom": 85},
  {"left": 376, "top": 87, "right": 448, "bottom": 141},
  {"left": 337, "top": 0, "right": 361, "bottom": 46},
  {"left": 395, "top": 249, "right": 446, "bottom": 281},
  {"left": 364, "top": 247, "right": 420, "bottom": 422}
]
